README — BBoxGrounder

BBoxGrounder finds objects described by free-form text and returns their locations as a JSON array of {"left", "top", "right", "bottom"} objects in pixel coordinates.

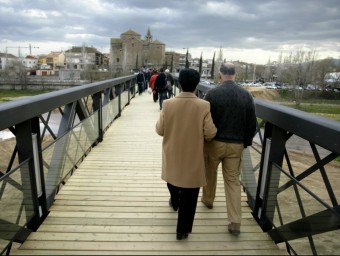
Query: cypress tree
[
  {"left": 185, "top": 49, "right": 189, "bottom": 68},
  {"left": 199, "top": 52, "right": 203, "bottom": 76},
  {"left": 211, "top": 51, "right": 215, "bottom": 79}
]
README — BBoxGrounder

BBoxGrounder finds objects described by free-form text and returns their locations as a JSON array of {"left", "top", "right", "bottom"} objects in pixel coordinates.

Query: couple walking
[{"left": 156, "top": 63, "right": 257, "bottom": 240}]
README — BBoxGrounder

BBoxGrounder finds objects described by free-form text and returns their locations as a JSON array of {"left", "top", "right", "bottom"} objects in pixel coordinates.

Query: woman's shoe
[{"left": 176, "top": 233, "right": 188, "bottom": 240}]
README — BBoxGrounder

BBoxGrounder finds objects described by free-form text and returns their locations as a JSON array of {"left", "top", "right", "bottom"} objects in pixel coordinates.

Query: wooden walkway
[{"left": 12, "top": 92, "right": 285, "bottom": 255}]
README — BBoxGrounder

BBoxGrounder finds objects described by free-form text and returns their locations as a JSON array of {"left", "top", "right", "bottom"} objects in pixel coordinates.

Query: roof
[
  {"left": 152, "top": 39, "right": 165, "bottom": 45},
  {"left": 121, "top": 29, "right": 141, "bottom": 37},
  {"left": 65, "top": 46, "right": 101, "bottom": 54},
  {"left": 0, "top": 53, "right": 17, "bottom": 58},
  {"left": 25, "top": 55, "right": 37, "bottom": 59},
  {"left": 47, "top": 51, "right": 63, "bottom": 57}
]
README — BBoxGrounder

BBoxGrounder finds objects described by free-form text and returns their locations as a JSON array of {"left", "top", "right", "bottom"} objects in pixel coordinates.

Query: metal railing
[
  {"left": 0, "top": 75, "right": 137, "bottom": 255},
  {"left": 0, "top": 76, "right": 339, "bottom": 255},
  {"left": 193, "top": 81, "right": 340, "bottom": 255}
]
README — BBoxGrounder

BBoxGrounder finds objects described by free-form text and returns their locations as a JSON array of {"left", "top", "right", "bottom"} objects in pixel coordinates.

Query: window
[{"left": 117, "top": 58, "right": 119, "bottom": 63}]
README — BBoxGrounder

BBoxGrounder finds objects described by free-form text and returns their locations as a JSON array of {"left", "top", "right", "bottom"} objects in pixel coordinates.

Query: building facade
[
  {"left": 46, "top": 51, "right": 65, "bottom": 70},
  {"left": 110, "top": 28, "right": 165, "bottom": 76},
  {"left": 0, "top": 53, "right": 18, "bottom": 70},
  {"left": 65, "top": 46, "right": 105, "bottom": 71},
  {"left": 22, "top": 55, "right": 38, "bottom": 69}
]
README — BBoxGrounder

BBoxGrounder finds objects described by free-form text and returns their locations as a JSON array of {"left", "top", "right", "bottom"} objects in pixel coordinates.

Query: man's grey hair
[{"left": 219, "top": 62, "right": 236, "bottom": 76}]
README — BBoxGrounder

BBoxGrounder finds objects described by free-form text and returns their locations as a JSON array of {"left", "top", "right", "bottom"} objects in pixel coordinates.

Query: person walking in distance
[
  {"left": 165, "top": 69, "right": 175, "bottom": 98},
  {"left": 201, "top": 62, "right": 256, "bottom": 235},
  {"left": 136, "top": 68, "right": 146, "bottom": 95},
  {"left": 154, "top": 68, "right": 168, "bottom": 110},
  {"left": 149, "top": 69, "right": 159, "bottom": 102},
  {"left": 156, "top": 68, "right": 217, "bottom": 240}
]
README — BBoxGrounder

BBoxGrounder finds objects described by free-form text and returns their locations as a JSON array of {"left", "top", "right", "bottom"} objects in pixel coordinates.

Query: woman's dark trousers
[{"left": 167, "top": 183, "right": 200, "bottom": 234}]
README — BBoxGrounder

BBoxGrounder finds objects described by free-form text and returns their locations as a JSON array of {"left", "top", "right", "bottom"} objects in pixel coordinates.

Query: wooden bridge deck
[{"left": 12, "top": 92, "right": 285, "bottom": 255}]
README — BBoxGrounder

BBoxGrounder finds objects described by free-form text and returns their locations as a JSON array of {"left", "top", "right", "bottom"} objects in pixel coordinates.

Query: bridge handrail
[
  {"left": 254, "top": 98, "right": 340, "bottom": 154},
  {"left": 1, "top": 76, "right": 339, "bottom": 255},
  {"left": 0, "top": 74, "right": 137, "bottom": 255},
  {"left": 192, "top": 80, "right": 340, "bottom": 255},
  {"left": 194, "top": 81, "right": 340, "bottom": 154},
  {"left": 0, "top": 75, "right": 135, "bottom": 130}
]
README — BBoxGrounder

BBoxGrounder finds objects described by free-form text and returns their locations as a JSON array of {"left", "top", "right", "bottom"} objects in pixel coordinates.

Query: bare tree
[
  {"left": 278, "top": 50, "right": 317, "bottom": 106},
  {"left": 264, "top": 58, "right": 273, "bottom": 82},
  {"left": 1, "top": 59, "right": 28, "bottom": 88}
]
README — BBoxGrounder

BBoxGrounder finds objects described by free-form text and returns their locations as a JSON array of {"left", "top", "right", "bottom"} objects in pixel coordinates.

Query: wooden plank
[
  {"left": 51, "top": 200, "right": 250, "bottom": 207},
  {"left": 20, "top": 240, "right": 281, "bottom": 251},
  {"left": 27, "top": 231, "right": 272, "bottom": 241},
  {"left": 36, "top": 224, "right": 263, "bottom": 234},
  {"left": 43, "top": 211, "right": 254, "bottom": 219},
  {"left": 11, "top": 94, "right": 284, "bottom": 255},
  {"left": 12, "top": 249, "right": 285, "bottom": 255},
  {"left": 41, "top": 217, "right": 256, "bottom": 226}
]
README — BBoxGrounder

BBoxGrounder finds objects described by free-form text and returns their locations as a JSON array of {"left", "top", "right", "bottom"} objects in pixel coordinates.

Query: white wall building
[
  {"left": 22, "top": 55, "right": 38, "bottom": 69},
  {"left": 0, "top": 53, "right": 18, "bottom": 70}
]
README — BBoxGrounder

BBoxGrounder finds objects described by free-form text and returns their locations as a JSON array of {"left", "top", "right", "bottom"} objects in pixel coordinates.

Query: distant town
[{"left": 0, "top": 28, "right": 339, "bottom": 91}]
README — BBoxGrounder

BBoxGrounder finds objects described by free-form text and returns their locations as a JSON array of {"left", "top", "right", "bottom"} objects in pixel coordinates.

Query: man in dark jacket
[
  {"left": 201, "top": 62, "right": 256, "bottom": 236},
  {"left": 154, "top": 68, "right": 168, "bottom": 110},
  {"left": 136, "top": 69, "right": 146, "bottom": 95}
]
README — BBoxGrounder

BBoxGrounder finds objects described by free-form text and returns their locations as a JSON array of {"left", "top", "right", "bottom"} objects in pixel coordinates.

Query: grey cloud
[{"left": 0, "top": 0, "right": 339, "bottom": 63}]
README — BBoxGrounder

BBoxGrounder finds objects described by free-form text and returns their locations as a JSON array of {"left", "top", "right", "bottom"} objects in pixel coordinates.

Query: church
[{"left": 110, "top": 28, "right": 165, "bottom": 76}]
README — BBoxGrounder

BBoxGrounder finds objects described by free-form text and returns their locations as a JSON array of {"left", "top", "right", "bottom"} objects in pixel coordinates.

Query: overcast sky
[{"left": 0, "top": 0, "right": 339, "bottom": 64}]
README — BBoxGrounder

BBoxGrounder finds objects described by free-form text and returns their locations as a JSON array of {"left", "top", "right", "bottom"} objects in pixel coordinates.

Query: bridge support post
[
  {"left": 253, "top": 122, "right": 286, "bottom": 231},
  {"left": 15, "top": 120, "right": 42, "bottom": 231},
  {"left": 92, "top": 92, "right": 103, "bottom": 142}
]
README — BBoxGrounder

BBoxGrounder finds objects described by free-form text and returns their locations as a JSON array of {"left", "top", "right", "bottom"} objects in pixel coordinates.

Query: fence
[
  {"left": 195, "top": 82, "right": 340, "bottom": 255},
  {"left": 0, "top": 75, "right": 137, "bottom": 255},
  {"left": 0, "top": 76, "right": 339, "bottom": 255}
]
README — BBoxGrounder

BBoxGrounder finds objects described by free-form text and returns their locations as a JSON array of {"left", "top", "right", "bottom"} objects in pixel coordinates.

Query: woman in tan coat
[{"left": 155, "top": 68, "right": 217, "bottom": 240}]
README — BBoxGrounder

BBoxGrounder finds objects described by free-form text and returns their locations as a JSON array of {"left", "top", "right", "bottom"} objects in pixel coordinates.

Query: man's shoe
[
  {"left": 176, "top": 233, "right": 188, "bottom": 240},
  {"left": 228, "top": 223, "right": 240, "bottom": 236},
  {"left": 201, "top": 199, "right": 213, "bottom": 209}
]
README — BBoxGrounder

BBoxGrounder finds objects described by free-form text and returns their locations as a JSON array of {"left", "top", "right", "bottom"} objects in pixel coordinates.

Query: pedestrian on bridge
[
  {"left": 201, "top": 62, "right": 256, "bottom": 236},
  {"left": 154, "top": 68, "right": 168, "bottom": 110},
  {"left": 149, "top": 69, "right": 158, "bottom": 102},
  {"left": 156, "top": 68, "right": 217, "bottom": 241},
  {"left": 136, "top": 68, "right": 146, "bottom": 95},
  {"left": 165, "top": 69, "right": 175, "bottom": 98}
]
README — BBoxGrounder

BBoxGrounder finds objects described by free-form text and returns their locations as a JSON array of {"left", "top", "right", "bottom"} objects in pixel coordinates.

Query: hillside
[{"left": 246, "top": 87, "right": 279, "bottom": 101}]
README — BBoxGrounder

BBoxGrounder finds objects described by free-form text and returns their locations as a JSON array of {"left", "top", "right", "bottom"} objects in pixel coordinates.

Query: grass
[
  {"left": 275, "top": 90, "right": 340, "bottom": 120},
  {"left": 0, "top": 89, "right": 52, "bottom": 102},
  {"left": 279, "top": 102, "right": 340, "bottom": 121}
]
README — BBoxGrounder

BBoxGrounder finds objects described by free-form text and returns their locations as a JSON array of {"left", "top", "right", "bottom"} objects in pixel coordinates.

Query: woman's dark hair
[{"left": 178, "top": 68, "right": 200, "bottom": 92}]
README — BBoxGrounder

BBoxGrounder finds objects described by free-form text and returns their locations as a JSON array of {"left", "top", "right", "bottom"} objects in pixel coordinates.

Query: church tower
[
  {"left": 110, "top": 28, "right": 165, "bottom": 76},
  {"left": 145, "top": 27, "right": 153, "bottom": 42}
]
